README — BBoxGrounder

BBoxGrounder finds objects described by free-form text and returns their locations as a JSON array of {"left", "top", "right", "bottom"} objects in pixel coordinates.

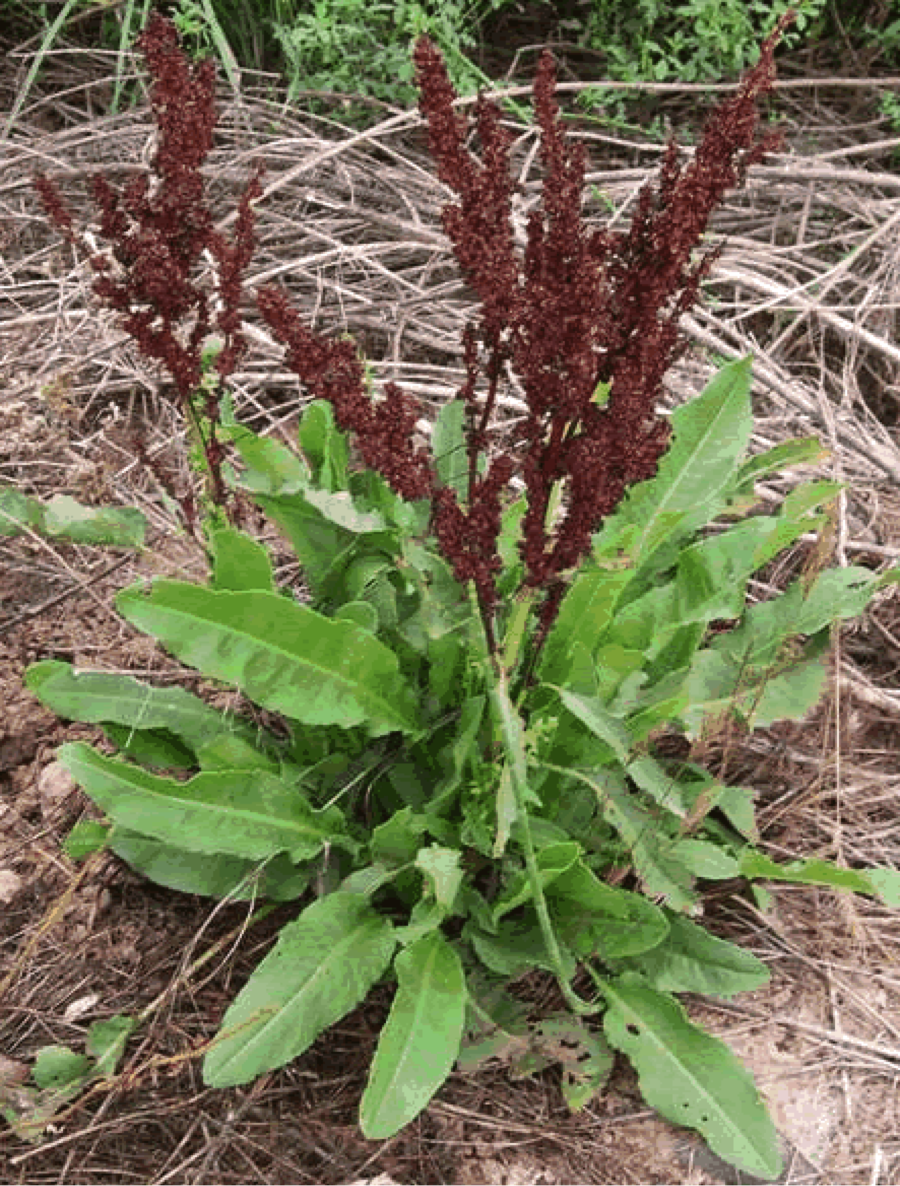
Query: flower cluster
[
  {"left": 35, "top": 11, "right": 262, "bottom": 516},
  {"left": 36, "top": 10, "right": 788, "bottom": 646},
  {"left": 412, "top": 25, "right": 785, "bottom": 633}
]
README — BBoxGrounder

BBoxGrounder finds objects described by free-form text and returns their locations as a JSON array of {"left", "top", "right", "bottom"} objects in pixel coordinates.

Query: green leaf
[
  {"left": 298, "top": 399, "right": 349, "bottom": 491},
  {"left": 63, "top": 820, "right": 110, "bottom": 861},
  {"left": 867, "top": 867, "right": 900, "bottom": 907},
  {"left": 415, "top": 845, "right": 463, "bottom": 913},
  {"left": 108, "top": 829, "right": 309, "bottom": 900},
  {"left": 519, "top": 1014, "right": 615, "bottom": 1110},
  {"left": 372, "top": 808, "right": 428, "bottom": 867},
  {"left": 620, "top": 912, "right": 769, "bottom": 997},
  {"left": 733, "top": 436, "right": 829, "bottom": 489},
  {"left": 32, "top": 1047, "right": 92, "bottom": 1091},
  {"left": 600, "top": 974, "right": 782, "bottom": 1179},
  {"left": 739, "top": 850, "right": 898, "bottom": 901},
  {"left": 602, "top": 358, "right": 754, "bottom": 567},
  {"left": 209, "top": 528, "right": 274, "bottom": 592},
  {"left": 225, "top": 421, "right": 309, "bottom": 495},
  {"left": 42, "top": 495, "right": 146, "bottom": 547},
  {"left": 0, "top": 485, "right": 44, "bottom": 535},
  {"left": 559, "top": 765, "right": 697, "bottom": 912},
  {"left": 670, "top": 840, "right": 740, "bottom": 879},
  {"left": 360, "top": 932, "right": 466, "bottom": 1138},
  {"left": 492, "top": 842, "right": 582, "bottom": 923},
  {"left": 539, "top": 568, "right": 633, "bottom": 684},
  {"left": 25, "top": 660, "right": 259, "bottom": 757},
  {"left": 335, "top": 599, "right": 380, "bottom": 633},
  {"left": 431, "top": 399, "right": 471, "bottom": 499},
  {"left": 555, "top": 686, "right": 630, "bottom": 763},
  {"left": 86, "top": 1016, "right": 136, "bottom": 1078},
  {"left": 115, "top": 581, "right": 419, "bottom": 737},
  {"left": 547, "top": 860, "right": 669, "bottom": 959},
  {"left": 59, "top": 743, "right": 344, "bottom": 863},
  {"left": 467, "top": 916, "right": 571, "bottom": 978},
  {"left": 203, "top": 892, "right": 395, "bottom": 1087}
]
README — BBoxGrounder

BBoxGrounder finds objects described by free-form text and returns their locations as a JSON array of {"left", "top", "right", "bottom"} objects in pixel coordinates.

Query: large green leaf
[
  {"left": 360, "top": 932, "right": 466, "bottom": 1138},
  {"left": 115, "top": 580, "right": 419, "bottom": 736},
  {"left": 620, "top": 912, "right": 769, "bottom": 996},
  {"left": 601, "top": 974, "right": 782, "bottom": 1179},
  {"left": 209, "top": 527, "right": 274, "bottom": 592},
  {"left": 297, "top": 399, "right": 349, "bottom": 491},
  {"left": 597, "top": 358, "right": 754, "bottom": 569},
  {"left": 557, "top": 764, "right": 697, "bottom": 912},
  {"left": 431, "top": 399, "right": 471, "bottom": 499},
  {"left": 58, "top": 742, "right": 344, "bottom": 862},
  {"left": 108, "top": 829, "right": 309, "bottom": 901},
  {"left": 547, "top": 860, "right": 669, "bottom": 959},
  {"left": 538, "top": 568, "right": 633, "bottom": 685},
  {"left": 25, "top": 660, "right": 260, "bottom": 756},
  {"left": 203, "top": 892, "right": 395, "bottom": 1087},
  {"left": 492, "top": 842, "right": 582, "bottom": 923}
]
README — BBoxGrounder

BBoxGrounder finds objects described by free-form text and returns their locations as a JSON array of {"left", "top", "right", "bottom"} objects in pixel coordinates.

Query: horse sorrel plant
[{"left": 29, "top": 12, "right": 900, "bottom": 1178}]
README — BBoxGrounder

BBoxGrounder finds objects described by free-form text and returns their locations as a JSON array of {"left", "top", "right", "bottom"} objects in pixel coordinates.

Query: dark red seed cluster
[{"left": 36, "top": 10, "right": 788, "bottom": 637}]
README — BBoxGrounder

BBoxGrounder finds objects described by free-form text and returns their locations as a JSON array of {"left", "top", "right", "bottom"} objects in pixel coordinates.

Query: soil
[{"left": 3, "top": 9, "right": 900, "bottom": 1185}]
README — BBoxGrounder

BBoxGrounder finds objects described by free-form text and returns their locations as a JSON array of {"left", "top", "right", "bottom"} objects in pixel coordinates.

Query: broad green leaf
[
  {"left": 253, "top": 492, "right": 372, "bottom": 597},
  {"left": 492, "top": 842, "right": 582, "bottom": 923},
  {"left": 115, "top": 581, "right": 418, "bottom": 736},
  {"left": 302, "top": 486, "right": 387, "bottom": 534},
  {"left": 867, "top": 867, "right": 900, "bottom": 907},
  {"left": 225, "top": 422, "right": 309, "bottom": 495},
  {"left": 467, "top": 916, "right": 573, "bottom": 978},
  {"left": 360, "top": 932, "right": 466, "bottom": 1138},
  {"left": 620, "top": 912, "right": 769, "bottom": 997},
  {"left": 601, "top": 974, "right": 782, "bottom": 1179},
  {"left": 626, "top": 755, "right": 688, "bottom": 818},
  {"left": 0, "top": 485, "right": 44, "bottom": 535},
  {"left": 493, "top": 762, "right": 516, "bottom": 858},
  {"left": 539, "top": 567, "right": 633, "bottom": 684},
  {"left": 555, "top": 686, "right": 630, "bottom": 763},
  {"left": 547, "top": 860, "right": 669, "bottom": 959},
  {"left": 515, "top": 1014, "right": 614, "bottom": 1110},
  {"left": 109, "top": 829, "right": 309, "bottom": 900},
  {"left": 103, "top": 724, "right": 196, "bottom": 770},
  {"left": 25, "top": 660, "right": 260, "bottom": 757},
  {"left": 43, "top": 495, "right": 146, "bottom": 547},
  {"left": 298, "top": 399, "right": 349, "bottom": 491},
  {"left": 203, "top": 892, "right": 395, "bottom": 1087},
  {"left": 32, "top": 1048, "right": 91, "bottom": 1091},
  {"left": 603, "top": 358, "right": 754, "bottom": 567},
  {"left": 711, "top": 566, "right": 881, "bottom": 672},
  {"left": 670, "top": 840, "right": 740, "bottom": 879},
  {"left": 559, "top": 765, "right": 697, "bottom": 912},
  {"left": 195, "top": 734, "right": 282, "bottom": 773},
  {"left": 372, "top": 808, "right": 428, "bottom": 867},
  {"left": 741, "top": 655, "right": 828, "bottom": 729},
  {"left": 733, "top": 436, "right": 829, "bottom": 489},
  {"left": 335, "top": 599, "right": 380, "bottom": 633},
  {"left": 59, "top": 742, "right": 344, "bottom": 862},
  {"left": 209, "top": 527, "right": 274, "bottom": 592},
  {"left": 86, "top": 1016, "right": 136, "bottom": 1078},
  {"left": 63, "top": 820, "right": 110, "bottom": 861},
  {"left": 431, "top": 399, "right": 471, "bottom": 499},
  {"left": 415, "top": 845, "right": 463, "bottom": 913}
]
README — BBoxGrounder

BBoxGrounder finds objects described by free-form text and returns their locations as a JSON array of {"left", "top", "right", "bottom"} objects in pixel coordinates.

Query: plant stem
[{"left": 488, "top": 662, "right": 600, "bottom": 1016}]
